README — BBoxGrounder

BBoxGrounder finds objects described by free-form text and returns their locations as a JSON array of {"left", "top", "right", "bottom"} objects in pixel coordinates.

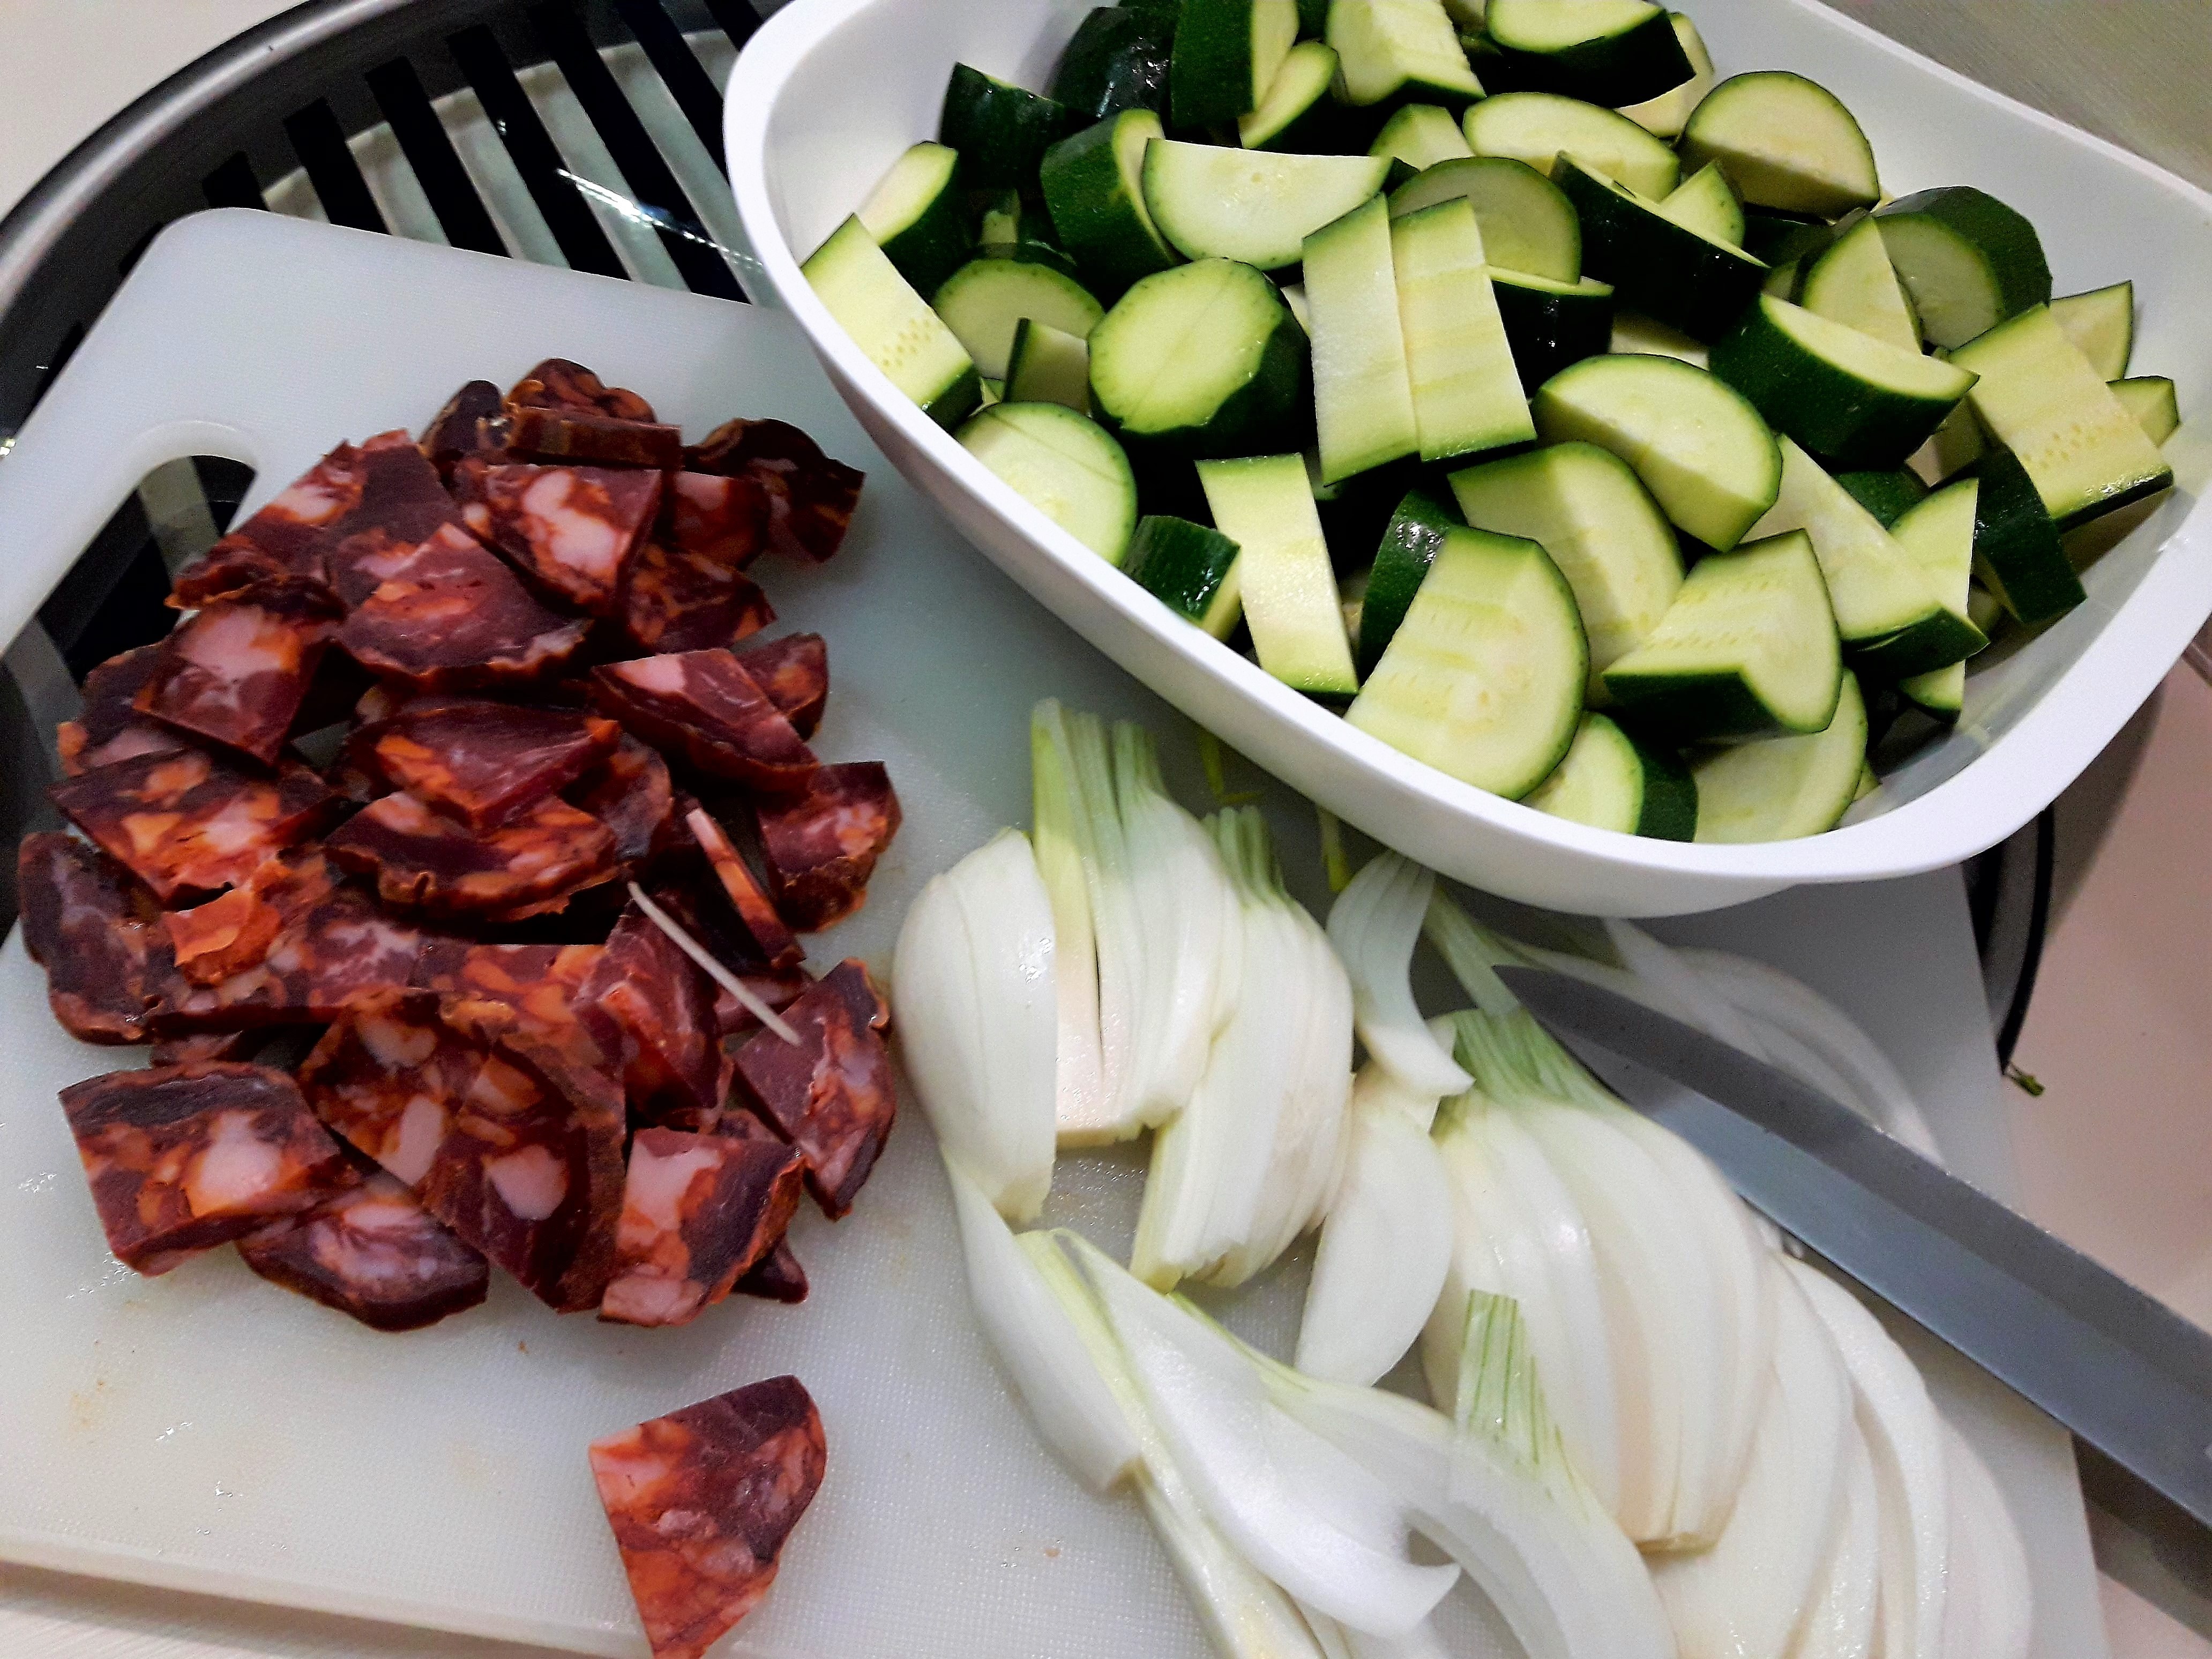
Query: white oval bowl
[{"left": 725, "top": 0, "right": 2212, "bottom": 916}]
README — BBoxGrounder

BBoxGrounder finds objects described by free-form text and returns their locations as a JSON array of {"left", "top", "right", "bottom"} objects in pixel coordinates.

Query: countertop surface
[{"left": 1, "top": 2, "right": 2207, "bottom": 1655}]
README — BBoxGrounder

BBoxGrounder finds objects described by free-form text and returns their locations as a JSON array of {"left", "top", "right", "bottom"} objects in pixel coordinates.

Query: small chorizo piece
[
  {"left": 564, "top": 734, "right": 676, "bottom": 869},
  {"left": 323, "top": 431, "right": 472, "bottom": 608},
  {"left": 134, "top": 578, "right": 345, "bottom": 765},
  {"left": 733, "top": 633, "right": 828, "bottom": 740},
  {"left": 338, "top": 522, "right": 591, "bottom": 690},
  {"left": 453, "top": 459, "right": 663, "bottom": 616},
  {"left": 507, "top": 403, "right": 683, "bottom": 470},
  {"left": 59, "top": 1063, "right": 351, "bottom": 1275},
  {"left": 419, "top": 379, "right": 512, "bottom": 481},
  {"left": 684, "top": 806, "right": 800, "bottom": 969},
  {"left": 151, "top": 1031, "right": 267, "bottom": 1066},
  {"left": 326, "top": 789, "right": 617, "bottom": 921},
  {"left": 731, "top": 961, "right": 895, "bottom": 1219},
  {"left": 57, "top": 644, "right": 189, "bottom": 778},
  {"left": 599, "top": 1127, "right": 804, "bottom": 1327},
  {"left": 17, "top": 832, "right": 162, "bottom": 1043},
  {"left": 685, "top": 417, "right": 865, "bottom": 564},
  {"left": 50, "top": 748, "right": 339, "bottom": 904},
  {"left": 663, "top": 472, "right": 768, "bottom": 571},
  {"left": 506, "top": 358, "right": 657, "bottom": 423},
  {"left": 419, "top": 940, "right": 624, "bottom": 1127},
  {"left": 588, "top": 1376, "right": 828, "bottom": 1659},
  {"left": 616, "top": 539, "right": 776, "bottom": 657},
  {"left": 239, "top": 1170, "right": 490, "bottom": 1332},
  {"left": 172, "top": 441, "right": 370, "bottom": 606},
  {"left": 152, "top": 884, "right": 430, "bottom": 1034},
  {"left": 299, "top": 991, "right": 485, "bottom": 1185},
  {"left": 367, "top": 699, "right": 622, "bottom": 829},
  {"left": 163, "top": 884, "right": 284, "bottom": 985},
  {"left": 578, "top": 908, "right": 722, "bottom": 1128},
  {"left": 645, "top": 880, "right": 810, "bottom": 1038},
  {"left": 735, "top": 1240, "right": 808, "bottom": 1304},
  {"left": 754, "top": 761, "right": 902, "bottom": 931},
  {"left": 591, "top": 650, "right": 817, "bottom": 793}
]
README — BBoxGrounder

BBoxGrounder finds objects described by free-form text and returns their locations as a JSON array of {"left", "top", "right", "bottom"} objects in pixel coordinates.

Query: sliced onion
[
  {"left": 1329, "top": 854, "right": 1472, "bottom": 1098},
  {"left": 1938, "top": 1424, "right": 2031, "bottom": 1659},
  {"left": 1789, "top": 1419, "right": 1881, "bottom": 1659},
  {"left": 1603, "top": 920, "right": 1773, "bottom": 1059},
  {"left": 1032, "top": 700, "right": 1110, "bottom": 1141}
]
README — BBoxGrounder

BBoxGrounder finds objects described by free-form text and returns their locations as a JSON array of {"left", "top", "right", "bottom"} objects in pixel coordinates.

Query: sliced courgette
[
  {"left": 1603, "top": 528, "right": 1842, "bottom": 740},
  {"left": 1709, "top": 294, "right": 1977, "bottom": 469},
  {"left": 1883, "top": 476, "right": 1987, "bottom": 670},
  {"left": 1172, "top": 0, "right": 1301, "bottom": 127},
  {"left": 1970, "top": 444, "right": 2081, "bottom": 627},
  {"left": 1555, "top": 155, "right": 1767, "bottom": 340},
  {"left": 855, "top": 141, "right": 971, "bottom": 298},
  {"left": 1391, "top": 197, "right": 1535, "bottom": 463},
  {"left": 1198, "top": 453, "right": 1361, "bottom": 693},
  {"left": 2049, "top": 281, "right": 2135, "bottom": 381},
  {"left": 1006, "top": 318, "right": 1093, "bottom": 412},
  {"left": 1949, "top": 303, "right": 2173, "bottom": 530},
  {"left": 1679, "top": 71, "right": 1881, "bottom": 217},
  {"left": 1897, "top": 661, "right": 1963, "bottom": 723},
  {"left": 939, "top": 64, "right": 1072, "bottom": 191},
  {"left": 1371, "top": 103, "right": 1475, "bottom": 171},
  {"left": 976, "top": 191, "right": 1082, "bottom": 278},
  {"left": 1492, "top": 269, "right": 1615, "bottom": 391},
  {"left": 1463, "top": 90, "right": 1682, "bottom": 198},
  {"left": 1691, "top": 672, "right": 1869, "bottom": 843},
  {"left": 1609, "top": 310, "right": 1707, "bottom": 368},
  {"left": 2111, "top": 376, "right": 2180, "bottom": 447},
  {"left": 1834, "top": 467, "right": 1927, "bottom": 528},
  {"left": 1356, "top": 487, "right": 1461, "bottom": 673},
  {"left": 1522, "top": 713, "right": 1697, "bottom": 839},
  {"left": 1306, "top": 194, "right": 1421, "bottom": 483},
  {"left": 1531, "top": 352, "right": 1780, "bottom": 550},
  {"left": 1655, "top": 161, "right": 1744, "bottom": 249},
  {"left": 1799, "top": 214, "right": 1918, "bottom": 354},
  {"left": 1088, "top": 257, "right": 1310, "bottom": 455},
  {"left": 1329, "top": 0, "right": 1487, "bottom": 110},
  {"left": 1483, "top": 0, "right": 1693, "bottom": 107},
  {"left": 932, "top": 257, "right": 1104, "bottom": 381},
  {"left": 1873, "top": 187, "right": 2050, "bottom": 350},
  {"left": 1142, "top": 139, "right": 1390, "bottom": 270},
  {"left": 1346, "top": 524, "right": 1587, "bottom": 796},
  {"left": 1240, "top": 40, "right": 1347, "bottom": 150},
  {"left": 804, "top": 215, "right": 982, "bottom": 428},
  {"left": 1041, "top": 110, "right": 1182, "bottom": 301},
  {"left": 1055, "top": 6, "right": 1176, "bottom": 122},
  {"left": 1616, "top": 12, "right": 1712, "bottom": 140},
  {"left": 1450, "top": 439, "right": 1682, "bottom": 696},
  {"left": 1124, "top": 513, "right": 1246, "bottom": 633},
  {"left": 1387, "top": 155, "right": 1580, "bottom": 283},
  {"left": 958, "top": 401, "right": 1138, "bottom": 563}
]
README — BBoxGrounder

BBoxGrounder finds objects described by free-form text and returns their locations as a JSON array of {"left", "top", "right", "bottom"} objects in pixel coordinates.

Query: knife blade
[{"left": 1494, "top": 962, "right": 2212, "bottom": 1530}]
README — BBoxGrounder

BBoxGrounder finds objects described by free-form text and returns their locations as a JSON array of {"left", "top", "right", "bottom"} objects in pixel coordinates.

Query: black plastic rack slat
[
  {"left": 283, "top": 99, "right": 390, "bottom": 233},
  {"left": 367, "top": 57, "right": 510, "bottom": 257},
  {"left": 201, "top": 152, "right": 268, "bottom": 211},
  {"left": 611, "top": 0, "right": 728, "bottom": 172},
  {"left": 701, "top": 0, "right": 764, "bottom": 51}
]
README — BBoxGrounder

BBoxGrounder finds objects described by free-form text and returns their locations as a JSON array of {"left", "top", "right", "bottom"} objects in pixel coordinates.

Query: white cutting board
[{"left": 0, "top": 212, "right": 2103, "bottom": 1659}]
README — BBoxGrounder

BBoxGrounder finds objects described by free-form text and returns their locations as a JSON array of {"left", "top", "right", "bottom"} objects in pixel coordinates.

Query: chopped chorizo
[
  {"left": 507, "top": 358, "right": 656, "bottom": 423},
  {"left": 587, "top": 1376, "right": 827, "bottom": 1659},
  {"left": 663, "top": 471, "right": 768, "bottom": 571},
  {"left": 419, "top": 379, "right": 512, "bottom": 482},
  {"left": 299, "top": 991, "right": 483, "bottom": 1183},
  {"left": 151, "top": 885, "right": 431, "bottom": 1033},
  {"left": 173, "top": 442, "right": 370, "bottom": 605},
  {"left": 616, "top": 539, "right": 775, "bottom": 656},
  {"left": 730, "top": 961, "right": 895, "bottom": 1219},
  {"left": 326, "top": 789, "right": 616, "bottom": 921},
  {"left": 454, "top": 459, "right": 663, "bottom": 615},
  {"left": 755, "top": 761, "right": 901, "bottom": 930},
  {"left": 57, "top": 644, "right": 189, "bottom": 778},
  {"left": 337, "top": 522, "right": 590, "bottom": 690},
  {"left": 239, "top": 1169, "right": 490, "bottom": 1332},
  {"left": 59, "top": 1063, "right": 350, "bottom": 1275},
  {"left": 151, "top": 1031, "right": 268, "bottom": 1066},
  {"left": 684, "top": 806, "right": 799, "bottom": 969},
  {"left": 17, "top": 832, "right": 161, "bottom": 1043},
  {"left": 323, "top": 431, "right": 473, "bottom": 607},
  {"left": 417, "top": 940, "right": 624, "bottom": 1124},
  {"left": 134, "top": 578, "right": 344, "bottom": 765},
  {"left": 508, "top": 403, "right": 683, "bottom": 470},
  {"left": 591, "top": 651, "right": 817, "bottom": 793},
  {"left": 50, "top": 748, "right": 338, "bottom": 904},
  {"left": 578, "top": 908, "right": 722, "bottom": 1128},
  {"left": 733, "top": 633, "right": 828, "bottom": 740},
  {"left": 644, "top": 878, "right": 809, "bottom": 1037},
  {"left": 565, "top": 734, "right": 676, "bottom": 868},
  {"left": 599, "top": 1127, "right": 804, "bottom": 1327},
  {"left": 364, "top": 699, "right": 621, "bottom": 829},
  {"left": 735, "top": 1239, "right": 808, "bottom": 1304},
  {"left": 163, "top": 884, "right": 285, "bottom": 985},
  {"left": 686, "top": 417, "right": 865, "bottom": 564}
]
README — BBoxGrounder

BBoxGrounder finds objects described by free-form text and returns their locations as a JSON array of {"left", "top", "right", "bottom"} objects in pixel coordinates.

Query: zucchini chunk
[
  {"left": 1390, "top": 197, "right": 1536, "bottom": 463},
  {"left": 1492, "top": 270, "right": 1615, "bottom": 391},
  {"left": 1357, "top": 488, "right": 1461, "bottom": 675},
  {"left": 1691, "top": 672, "right": 1869, "bottom": 843},
  {"left": 804, "top": 216, "right": 981, "bottom": 429},
  {"left": 1616, "top": 12, "right": 1713, "bottom": 140},
  {"left": 958, "top": 401, "right": 1138, "bottom": 563},
  {"left": 2111, "top": 376, "right": 2180, "bottom": 447},
  {"left": 1199, "top": 453, "right": 1361, "bottom": 693},
  {"left": 1679, "top": 71, "right": 1881, "bottom": 217},
  {"left": 1172, "top": 0, "right": 1301, "bottom": 127},
  {"left": 1329, "top": 0, "right": 1486, "bottom": 110},
  {"left": 1655, "top": 162, "right": 1745, "bottom": 250},
  {"left": 855, "top": 141, "right": 971, "bottom": 297},
  {"left": 1873, "top": 186, "right": 2050, "bottom": 350},
  {"left": 932, "top": 258, "right": 1104, "bottom": 381},
  {"left": 1522, "top": 713, "right": 1697, "bottom": 839},
  {"left": 1240, "top": 40, "right": 1347, "bottom": 150},
  {"left": 1800, "top": 214, "right": 1919, "bottom": 354},
  {"left": 1088, "top": 257, "right": 1310, "bottom": 455},
  {"left": 939, "top": 64, "right": 1073, "bottom": 191},
  {"left": 1142, "top": 140, "right": 1389, "bottom": 270},
  {"left": 1834, "top": 467, "right": 1928, "bottom": 528},
  {"left": 1372, "top": 103, "right": 1475, "bottom": 171},
  {"left": 1554, "top": 156, "right": 1767, "bottom": 341},
  {"left": 1463, "top": 91, "right": 1682, "bottom": 198},
  {"left": 1124, "top": 514, "right": 1246, "bottom": 633},
  {"left": 976, "top": 191, "right": 1082, "bottom": 279},
  {"left": 1053, "top": 5, "right": 1177, "bottom": 123},
  {"left": 1483, "top": 0, "right": 1694, "bottom": 107},
  {"left": 1388, "top": 155, "right": 1580, "bottom": 283},
  {"left": 1041, "top": 110, "right": 1182, "bottom": 300},
  {"left": 2049, "top": 281, "right": 2135, "bottom": 380},
  {"left": 1305, "top": 195, "right": 1421, "bottom": 483},
  {"left": 1897, "top": 661, "right": 1964, "bottom": 723},
  {"left": 1005, "top": 318, "right": 1093, "bottom": 412},
  {"left": 1970, "top": 445, "right": 2082, "bottom": 627},
  {"left": 1885, "top": 477, "right": 1988, "bottom": 669}
]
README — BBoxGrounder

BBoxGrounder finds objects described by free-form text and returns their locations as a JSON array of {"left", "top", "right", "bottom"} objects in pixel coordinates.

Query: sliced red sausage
[
  {"left": 730, "top": 961, "right": 895, "bottom": 1219},
  {"left": 326, "top": 789, "right": 617, "bottom": 921},
  {"left": 599, "top": 1127, "right": 804, "bottom": 1327},
  {"left": 754, "top": 761, "right": 901, "bottom": 930},
  {"left": 565, "top": 734, "right": 676, "bottom": 869},
  {"left": 415, "top": 940, "right": 608, "bottom": 1077},
  {"left": 734, "top": 1239, "right": 808, "bottom": 1303},
  {"left": 591, "top": 650, "right": 816, "bottom": 792},
  {"left": 323, "top": 432, "right": 473, "bottom": 607},
  {"left": 588, "top": 1376, "right": 827, "bottom": 1659},
  {"left": 150, "top": 1031, "right": 268, "bottom": 1066},
  {"left": 172, "top": 442, "right": 371, "bottom": 605},
  {"left": 419, "top": 379, "right": 511, "bottom": 482},
  {"left": 684, "top": 806, "right": 800, "bottom": 969},
  {"left": 364, "top": 699, "right": 622, "bottom": 829},
  {"left": 134, "top": 578, "right": 344, "bottom": 765},
  {"left": 578, "top": 908, "right": 722, "bottom": 1129},
  {"left": 239, "top": 1170, "right": 490, "bottom": 1332},
  {"left": 454, "top": 460, "right": 663, "bottom": 615},
  {"left": 57, "top": 644, "right": 189, "bottom": 778},
  {"left": 150, "top": 883, "right": 432, "bottom": 1034},
  {"left": 507, "top": 358, "right": 656, "bottom": 423},
  {"left": 508, "top": 403, "right": 682, "bottom": 470},
  {"left": 50, "top": 748, "right": 338, "bottom": 904},
  {"left": 685, "top": 417, "right": 865, "bottom": 564},
  {"left": 617, "top": 539, "right": 776, "bottom": 656},
  {"left": 732, "top": 633, "right": 828, "bottom": 740},
  {"left": 338, "top": 522, "right": 590, "bottom": 690},
  {"left": 17, "top": 832, "right": 162, "bottom": 1043},
  {"left": 641, "top": 878, "right": 811, "bottom": 1037},
  {"left": 60, "top": 1062, "right": 350, "bottom": 1275}
]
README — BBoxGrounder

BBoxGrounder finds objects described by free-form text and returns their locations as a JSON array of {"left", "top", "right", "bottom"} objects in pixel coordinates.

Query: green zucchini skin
[
  {"left": 1970, "top": 446, "right": 2082, "bottom": 627},
  {"left": 1087, "top": 258, "right": 1312, "bottom": 458},
  {"left": 1485, "top": 3, "right": 1695, "bottom": 108},
  {"left": 940, "top": 64, "right": 1074, "bottom": 191},
  {"left": 1630, "top": 735, "right": 1700, "bottom": 840},
  {"left": 1040, "top": 111, "right": 1181, "bottom": 300},
  {"left": 1556, "top": 157, "right": 1767, "bottom": 341},
  {"left": 1873, "top": 186, "right": 2051, "bottom": 350},
  {"left": 1835, "top": 468, "right": 1929, "bottom": 528},
  {"left": 1492, "top": 272, "right": 1616, "bottom": 393},
  {"left": 1357, "top": 488, "right": 1462, "bottom": 676},
  {"left": 1052, "top": 6, "right": 1176, "bottom": 122},
  {"left": 1124, "top": 514, "right": 1245, "bottom": 628}
]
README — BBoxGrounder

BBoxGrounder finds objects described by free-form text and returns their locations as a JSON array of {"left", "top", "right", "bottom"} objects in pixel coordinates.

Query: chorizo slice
[
  {"left": 587, "top": 1376, "right": 827, "bottom": 1659},
  {"left": 172, "top": 441, "right": 370, "bottom": 606},
  {"left": 326, "top": 788, "right": 617, "bottom": 921},
  {"left": 590, "top": 650, "right": 817, "bottom": 793},
  {"left": 300, "top": 991, "right": 485, "bottom": 1185},
  {"left": 323, "top": 431, "right": 473, "bottom": 608},
  {"left": 598, "top": 1127, "right": 804, "bottom": 1328},
  {"left": 419, "top": 379, "right": 512, "bottom": 482},
  {"left": 50, "top": 748, "right": 339, "bottom": 904},
  {"left": 616, "top": 538, "right": 776, "bottom": 657},
  {"left": 644, "top": 878, "right": 810, "bottom": 1038},
  {"left": 754, "top": 761, "right": 902, "bottom": 931},
  {"left": 730, "top": 961, "right": 895, "bottom": 1219},
  {"left": 163, "top": 882, "right": 288, "bottom": 987},
  {"left": 578, "top": 908, "right": 722, "bottom": 1129},
  {"left": 564, "top": 734, "right": 676, "bottom": 869},
  {"left": 733, "top": 633, "right": 828, "bottom": 741},
  {"left": 684, "top": 806, "right": 799, "bottom": 969},
  {"left": 134, "top": 578, "right": 345, "bottom": 765},
  {"left": 664, "top": 471, "right": 768, "bottom": 571},
  {"left": 734, "top": 1239, "right": 808, "bottom": 1304},
  {"left": 454, "top": 459, "right": 663, "bottom": 616},
  {"left": 417, "top": 940, "right": 624, "bottom": 1125},
  {"left": 238, "top": 1169, "right": 489, "bottom": 1333},
  {"left": 151, "top": 1030, "right": 268, "bottom": 1066},
  {"left": 366, "top": 699, "right": 622, "bottom": 830},
  {"left": 337, "top": 521, "right": 590, "bottom": 691},
  {"left": 508, "top": 403, "right": 683, "bottom": 470},
  {"left": 59, "top": 1062, "right": 351, "bottom": 1275},
  {"left": 17, "top": 832, "right": 162, "bottom": 1043},
  {"left": 507, "top": 358, "right": 656, "bottom": 423},
  {"left": 57, "top": 644, "right": 189, "bottom": 778},
  {"left": 685, "top": 417, "right": 865, "bottom": 564}
]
